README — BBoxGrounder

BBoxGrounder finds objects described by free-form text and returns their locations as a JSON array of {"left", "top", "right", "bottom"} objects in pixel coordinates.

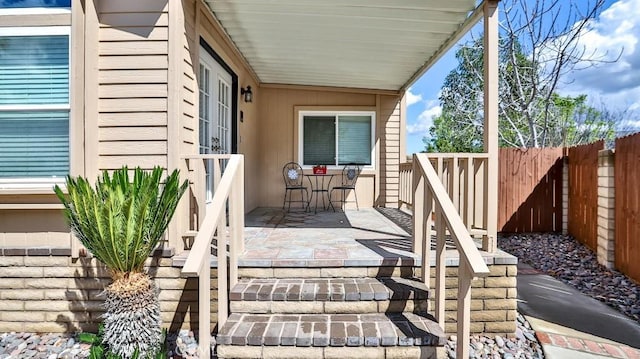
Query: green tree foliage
[
  {"left": 424, "top": 39, "right": 615, "bottom": 152},
  {"left": 424, "top": 0, "right": 618, "bottom": 152}
]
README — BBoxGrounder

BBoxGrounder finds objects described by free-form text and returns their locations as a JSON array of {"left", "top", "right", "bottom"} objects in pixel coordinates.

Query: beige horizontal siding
[
  {"left": 100, "top": 41, "right": 168, "bottom": 55},
  {"left": 99, "top": 98, "right": 167, "bottom": 112},
  {"left": 100, "top": 55, "right": 168, "bottom": 70},
  {"left": 97, "top": 0, "right": 169, "bottom": 174},
  {"left": 99, "top": 127, "right": 167, "bottom": 141},
  {"left": 100, "top": 84, "right": 168, "bottom": 98},
  {"left": 98, "top": 13, "right": 169, "bottom": 27},
  {"left": 99, "top": 112, "right": 167, "bottom": 127},
  {"left": 99, "top": 26, "right": 168, "bottom": 42},
  {"left": 99, "top": 69, "right": 168, "bottom": 84},
  {"left": 100, "top": 141, "right": 167, "bottom": 155},
  {"left": 99, "top": 155, "right": 167, "bottom": 170}
]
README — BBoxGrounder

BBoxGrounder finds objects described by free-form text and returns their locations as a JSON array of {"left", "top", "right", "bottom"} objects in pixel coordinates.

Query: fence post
[
  {"left": 597, "top": 149, "right": 615, "bottom": 269},
  {"left": 562, "top": 156, "right": 569, "bottom": 235}
]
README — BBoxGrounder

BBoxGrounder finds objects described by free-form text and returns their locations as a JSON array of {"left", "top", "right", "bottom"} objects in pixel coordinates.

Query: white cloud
[
  {"left": 405, "top": 88, "right": 423, "bottom": 107},
  {"left": 407, "top": 100, "right": 441, "bottom": 135},
  {"left": 558, "top": 0, "right": 640, "bottom": 110}
]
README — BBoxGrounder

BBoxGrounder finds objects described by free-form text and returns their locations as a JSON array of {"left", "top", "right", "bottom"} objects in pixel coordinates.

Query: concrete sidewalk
[{"left": 517, "top": 263, "right": 640, "bottom": 358}]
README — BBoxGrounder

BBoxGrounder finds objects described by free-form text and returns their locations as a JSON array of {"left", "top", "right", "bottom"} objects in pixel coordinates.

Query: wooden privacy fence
[
  {"left": 615, "top": 134, "right": 640, "bottom": 283},
  {"left": 498, "top": 148, "right": 563, "bottom": 233},
  {"left": 567, "top": 141, "right": 604, "bottom": 252}
]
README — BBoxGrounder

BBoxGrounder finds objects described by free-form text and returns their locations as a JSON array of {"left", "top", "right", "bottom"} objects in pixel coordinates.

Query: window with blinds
[
  {"left": 300, "top": 112, "right": 374, "bottom": 167},
  {"left": 0, "top": 32, "right": 70, "bottom": 179}
]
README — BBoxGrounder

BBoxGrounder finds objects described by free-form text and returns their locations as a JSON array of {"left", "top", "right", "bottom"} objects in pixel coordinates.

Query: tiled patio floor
[
  {"left": 236, "top": 207, "right": 517, "bottom": 268},
  {"left": 242, "top": 207, "right": 418, "bottom": 267}
]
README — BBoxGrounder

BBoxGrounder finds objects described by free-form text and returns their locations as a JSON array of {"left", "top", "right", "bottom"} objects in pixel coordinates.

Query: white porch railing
[
  {"left": 181, "top": 154, "right": 245, "bottom": 358},
  {"left": 402, "top": 153, "right": 493, "bottom": 251},
  {"left": 412, "top": 153, "right": 490, "bottom": 359}
]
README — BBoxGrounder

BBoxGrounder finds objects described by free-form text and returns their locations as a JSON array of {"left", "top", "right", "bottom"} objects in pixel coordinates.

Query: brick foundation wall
[
  {"left": 427, "top": 265, "right": 517, "bottom": 336},
  {"left": 0, "top": 250, "right": 217, "bottom": 334}
]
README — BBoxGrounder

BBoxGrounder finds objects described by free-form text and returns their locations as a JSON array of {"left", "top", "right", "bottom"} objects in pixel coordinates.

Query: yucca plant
[{"left": 55, "top": 166, "right": 188, "bottom": 359}]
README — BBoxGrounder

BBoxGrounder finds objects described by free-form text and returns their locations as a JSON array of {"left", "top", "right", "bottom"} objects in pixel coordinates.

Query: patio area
[
  {"left": 240, "top": 207, "right": 418, "bottom": 268},
  {"left": 234, "top": 207, "right": 516, "bottom": 269}
]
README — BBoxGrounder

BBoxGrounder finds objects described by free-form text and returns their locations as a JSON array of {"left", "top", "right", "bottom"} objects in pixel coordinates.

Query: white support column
[{"left": 483, "top": 0, "right": 499, "bottom": 252}]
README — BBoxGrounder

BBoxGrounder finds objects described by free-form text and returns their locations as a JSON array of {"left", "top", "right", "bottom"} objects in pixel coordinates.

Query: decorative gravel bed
[
  {"left": 445, "top": 313, "right": 544, "bottom": 359},
  {"left": 499, "top": 232, "right": 640, "bottom": 323},
  {"left": 0, "top": 330, "right": 200, "bottom": 359}
]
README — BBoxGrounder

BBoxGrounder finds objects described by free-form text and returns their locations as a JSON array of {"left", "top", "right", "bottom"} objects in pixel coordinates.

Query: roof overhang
[{"left": 204, "top": 0, "right": 483, "bottom": 92}]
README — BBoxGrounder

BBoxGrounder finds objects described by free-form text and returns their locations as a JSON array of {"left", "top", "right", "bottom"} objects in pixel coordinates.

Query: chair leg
[
  {"left": 283, "top": 190, "right": 287, "bottom": 210},
  {"left": 353, "top": 189, "right": 359, "bottom": 211},
  {"left": 328, "top": 189, "right": 335, "bottom": 212}
]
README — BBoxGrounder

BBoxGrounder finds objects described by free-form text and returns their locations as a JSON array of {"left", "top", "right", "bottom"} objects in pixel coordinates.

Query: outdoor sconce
[{"left": 241, "top": 86, "right": 253, "bottom": 103}]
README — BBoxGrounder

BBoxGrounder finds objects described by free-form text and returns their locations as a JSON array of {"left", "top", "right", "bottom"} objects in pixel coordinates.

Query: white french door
[{"left": 199, "top": 47, "right": 233, "bottom": 201}]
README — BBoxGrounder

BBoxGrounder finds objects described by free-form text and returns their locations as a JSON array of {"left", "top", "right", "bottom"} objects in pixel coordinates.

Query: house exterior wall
[
  {"left": 181, "top": 0, "right": 261, "bottom": 214},
  {"left": 0, "top": 250, "right": 215, "bottom": 334},
  {"left": 256, "top": 86, "right": 403, "bottom": 208}
]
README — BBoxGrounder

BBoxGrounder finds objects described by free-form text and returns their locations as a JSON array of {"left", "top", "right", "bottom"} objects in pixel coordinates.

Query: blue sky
[{"left": 405, "top": 0, "right": 639, "bottom": 154}]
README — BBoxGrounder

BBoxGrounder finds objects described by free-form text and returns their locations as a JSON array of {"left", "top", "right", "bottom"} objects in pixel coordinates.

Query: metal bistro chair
[
  {"left": 330, "top": 164, "right": 360, "bottom": 211},
  {"left": 282, "top": 162, "right": 309, "bottom": 212}
]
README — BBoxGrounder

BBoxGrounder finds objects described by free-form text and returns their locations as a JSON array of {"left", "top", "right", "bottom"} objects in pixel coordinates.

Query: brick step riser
[
  {"left": 216, "top": 313, "right": 446, "bottom": 357},
  {"left": 238, "top": 266, "right": 419, "bottom": 279},
  {"left": 230, "top": 299, "right": 429, "bottom": 314},
  {"left": 217, "top": 345, "right": 444, "bottom": 359}
]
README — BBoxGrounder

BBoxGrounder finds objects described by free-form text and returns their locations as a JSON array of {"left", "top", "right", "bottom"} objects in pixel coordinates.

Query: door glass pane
[
  {"left": 338, "top": 115, "right": 372, "bottom": 165},
  {"left": 303, "top": 116, "right": 336, "bottom": 165},
  {"left": 216, "top": 77, "right": 231, "bottom": 154},
  {"left": 198, "top": 65, "right": 211, "bottom": 155}
]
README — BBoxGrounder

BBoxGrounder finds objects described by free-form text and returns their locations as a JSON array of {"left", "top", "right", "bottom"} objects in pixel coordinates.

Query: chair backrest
[
  {"left": 341, "top": 164, "right": 360, "bottom": 187},
  {"left": 283, "top": 162, "right": 304, "bottom": 187}
]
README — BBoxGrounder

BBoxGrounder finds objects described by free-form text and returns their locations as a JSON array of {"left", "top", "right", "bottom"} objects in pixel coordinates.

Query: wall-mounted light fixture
[{"left": 240, "top": 86, "right": 253, "bottom": 103}]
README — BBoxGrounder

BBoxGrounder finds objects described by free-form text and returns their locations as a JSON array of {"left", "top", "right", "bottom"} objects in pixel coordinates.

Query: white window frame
[
  {"left": 298, "top": 110, "right": 376, "bottom": 169},
  {"left": 0, "top": 24, "right": 72, "bottom": 190}
]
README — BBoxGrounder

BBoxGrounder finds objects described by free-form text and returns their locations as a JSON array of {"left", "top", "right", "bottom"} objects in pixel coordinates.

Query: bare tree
[{"left": 426, "top": 0, "right": 623, "bottom": 151}]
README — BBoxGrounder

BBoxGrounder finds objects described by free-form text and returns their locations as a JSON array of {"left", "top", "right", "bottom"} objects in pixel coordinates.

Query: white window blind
[{"left": 0, "top": 34, "right": 70, "bottom": 178}]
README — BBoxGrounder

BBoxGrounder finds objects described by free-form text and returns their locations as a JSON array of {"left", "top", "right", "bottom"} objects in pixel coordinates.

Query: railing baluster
[
  {"left": 434, "top": 202, "right": 446, "bottom": 328},
  {"left": 199, "top": 251, "right": 211, "bottom": 357},
  {"left": 421, "top": 179, "right": 433, "bottom": 285},
  {"left": 452, "top": 156, "right": 460, "bottom": 211},
  {"left": 457, "top": 260, "right": 472, "bottom": 359},
  {"left": 412, "top": 158, "right": 425, "bottom": 257},
  {"left": 465, "top": 158, "right": 473, "bottom": 230}
]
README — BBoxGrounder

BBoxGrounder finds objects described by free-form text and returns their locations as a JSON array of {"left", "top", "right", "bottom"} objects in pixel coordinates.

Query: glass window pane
[
  {"left": 0, "top": 0, "right": 71, "bottom": 8},
  {"left": 0, "top": 35, "right": 69, "bottom": 105},
  {"left": 0, "top": 33, "right": 70, "bottom": 178},
  {"left": 303, "top": 115, "right": 335, "bottom": 165},
  {"left": 338, "top": 115, "right": 371, "bottom": 165},
  {"left": 0, "top": 110, "right": 69, "bottom": 177}
]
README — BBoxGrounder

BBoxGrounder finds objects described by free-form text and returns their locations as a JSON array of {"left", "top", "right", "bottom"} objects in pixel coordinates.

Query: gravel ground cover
[
  {"left": 0, "top": 330, "right": 199, "bottom": 359},
  {"left": 499, "top": 232, "right": 640, "bottom": 323},
  {"left": 445, "top": 313, "right": 544, "bottom": 359}
]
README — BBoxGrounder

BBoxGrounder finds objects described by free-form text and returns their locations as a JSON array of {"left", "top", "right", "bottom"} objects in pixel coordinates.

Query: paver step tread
[
  {"left": 230, "top": 277, "right": 429, "bottom": 302},
  {"left": 216, "top": 312, "right": 445, "bottom": 347}
]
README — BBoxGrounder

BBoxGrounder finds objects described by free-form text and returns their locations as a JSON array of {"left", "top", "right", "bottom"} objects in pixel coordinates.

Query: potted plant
[{"left": 55, "top": 166, "right": 188, "bottom": 359}]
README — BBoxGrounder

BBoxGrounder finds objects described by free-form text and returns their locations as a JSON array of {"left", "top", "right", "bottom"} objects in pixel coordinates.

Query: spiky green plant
[{"left": 55, "top": 167, "right": 188, "bottom": 359}]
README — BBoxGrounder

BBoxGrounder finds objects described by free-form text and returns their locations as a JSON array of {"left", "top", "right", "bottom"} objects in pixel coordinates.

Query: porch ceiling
[{"left": 204, "top": 0, "right": 479, "bottom": 91}]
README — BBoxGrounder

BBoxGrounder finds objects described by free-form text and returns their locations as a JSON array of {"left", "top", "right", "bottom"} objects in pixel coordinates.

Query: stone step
[
  {"left": 216, "top": 312, "right": 446, "bottom": 359},
  {"left": 229, "top": 277, "right": 430, "bottom": 314},
  {"left": 237, "top": 265, "right": 420, "bottom": 279}
]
